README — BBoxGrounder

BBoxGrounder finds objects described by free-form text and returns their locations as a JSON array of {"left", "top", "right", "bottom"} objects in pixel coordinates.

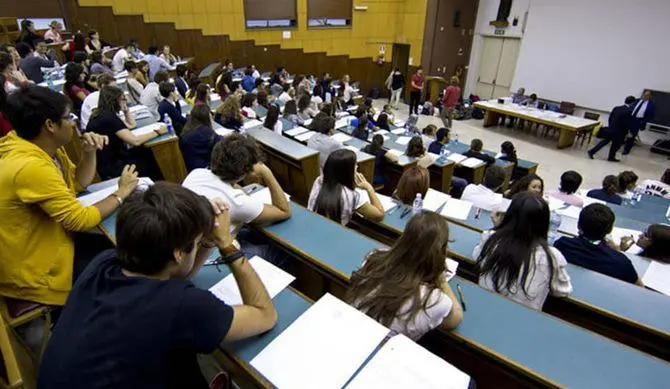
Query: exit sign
[{"left": 494, "top": 28, "right": 506, "bottom": 35}]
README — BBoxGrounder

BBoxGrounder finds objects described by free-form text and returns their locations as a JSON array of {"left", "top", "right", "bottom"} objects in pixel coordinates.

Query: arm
[
  {"left": 115, "top": 126, "right": 166, "bottom": 147},
  {"left": 549, "top": 249, "right": 573, "bottom": 297},
  {"left": 119, "top": 99, "right": 136, "bottom": 129},
  {"left": 92, "top": 164, "right": 139, "bottom": 219},
  {"left": 355, "top": 172, "right": 384, "bottom": 221},
  {"left": 384, "top": 151, "right": 399, "bottom": 163},
  {"left": 249, "top": 163, "right": 292, "bottom": 225},
  {"left": 438, "top": 282, "right": 463, "bottom": 330},
  {"left": 75, "top": 133, "right": 108, "bottom": 188}
]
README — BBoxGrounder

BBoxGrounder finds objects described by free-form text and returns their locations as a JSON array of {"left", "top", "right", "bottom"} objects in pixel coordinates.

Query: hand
[
  {"left": 116, "top": 164, "right": 139, "bottom": 199},
  {"left": 156, "top": 125, "right": 168, "bottom": 135},
  {"left": 355, "top": 172, "right": 371, "bottom": 189},
  {"left": 620, "top": 235, "right": 635, "bottom": 251},
  {"left": 210, "top": 199, "right": 233, "bottom": 248},
  {"left": 81, "top": 132, "right": 108, "bottom": 153},
  {"left": 252, "top": 162, "right": 271, "bottom": 177}
]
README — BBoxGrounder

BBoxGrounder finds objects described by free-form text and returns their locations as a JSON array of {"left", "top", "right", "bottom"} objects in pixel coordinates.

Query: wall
[
  {"left": 1, "top": 1, "right": 64, "bottom": 18},
  {"left": 77, "top": 0, "right": 427, "bottom": 64}
]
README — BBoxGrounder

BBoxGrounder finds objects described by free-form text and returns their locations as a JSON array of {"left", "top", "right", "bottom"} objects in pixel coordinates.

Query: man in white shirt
[
  {"left": 640, "top": 168, "right": 670, "bottom": 199},
  {"left": 182, "top": 134, "right": 292, "bottom": 263},
  {"left": 461, "top": 165, "right": 506, "bottom": 212},
  {"left": 80, "top": 74, "right": 116, "bottom": 130},
  {"left": 112, "top": 43, "right": 136, "bottom": 73},
  {"left": 342, "top": 74, "right": 354, "bottom": 105},
  {"left": 623, "top": 90, "right": 655, "bottom": 155},
  {"left": 139, "top": 70, "right": 170, "bottom": 120}
]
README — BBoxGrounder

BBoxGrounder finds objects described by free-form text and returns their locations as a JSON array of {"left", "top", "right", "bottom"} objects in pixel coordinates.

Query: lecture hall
[{"left": 1, "top": 0, "right": 670, "bottom": 388}]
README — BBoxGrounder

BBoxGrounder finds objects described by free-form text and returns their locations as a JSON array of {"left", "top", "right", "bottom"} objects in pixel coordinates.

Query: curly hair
[
  {"left": 215, "top": 95, "right": 243, "bottom": 122},
  {"left": 210, "top": 133, "right": 262, "bottom": 182}
]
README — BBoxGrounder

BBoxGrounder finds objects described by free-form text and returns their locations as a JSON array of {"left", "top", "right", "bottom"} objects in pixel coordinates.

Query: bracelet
[
  {"left": 110, "top": 193, "right": 123, "bottom": 205},
  {"left": 220, "top": 249, "right": 245, "bottom": 265}
]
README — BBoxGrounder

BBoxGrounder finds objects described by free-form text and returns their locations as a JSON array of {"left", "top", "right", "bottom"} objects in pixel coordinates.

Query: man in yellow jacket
[{"left": 0, "top": 86, "right": 138, "bottom": 306}]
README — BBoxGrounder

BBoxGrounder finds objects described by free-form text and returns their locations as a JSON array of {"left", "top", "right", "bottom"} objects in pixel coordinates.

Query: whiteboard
[{"left": 512, "top": 0, "right": 670, "bottom": 111}]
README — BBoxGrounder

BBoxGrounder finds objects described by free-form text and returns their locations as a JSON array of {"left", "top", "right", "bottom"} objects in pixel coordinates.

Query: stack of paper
[
  {"left": 249, "top": 187, "right": 291, "bottom": 205},
  {"left": 303, "top": 118, "right": 313, "bottom": 126},
  {"left": 285, "top": 127, "right": 309, "bottom": 137},
  {"left": 386, "top": 149, "right": 403, "bottom": 157},
  {"left": 373, "top": 129, "right": 389, "bottom": 135},
  {"left": 131, "top": 123, "right": 165, "bottom": 136},
  {"left": 609, "top": 227, "right": 642, "bottom": 247},
  {"left": 336, "top": 111, "right": 349, "bottom": 118},
  {"left": 295, "top": 131, "right": 316, "bottom": 142},
  {"left": 347, "top": 105, "right": 359, "bottom": 112},
  {"left": 331, "top": 133, "right": 352, "bottom": 143},
  {"left": 642, "top": 261, "right": 670, "bottom": 296},
  {"left": 346, "top": 334, "right": 470, "bottom": 389},
  {"left": 209, "top": 256, "right": 295, "bottom": 305},
  {"left": 447, "top": 153, "right": 467, "bottom": 164},
  {"left": 210, "top": 93, "right": 222, "bottom": 102},
  {"left": 391, "top": 128, "right": 406, "bottom": 135},
  {"left": 214, "top": 127, "right": 235, "bottom": 137},
  {"left": 335, "top": 118, "right": 350, "bottom": 129},
  {"left": 377, "top": 194, "right": 399, "bottom": 212},
  {"left": 544, "top": 196, "right": 565, "bottom": 212},
  {"left": 445, "top": 258, "right": 460, "bottom": 281},
  {"left": 250, "top": 294, "right": 389, "bottom": 389},
  {"left": 440, "top": 198, "right": 473, "bottom": 220},
  {"left": 423, "top": 188, "right": 450, "bottom": 212},
  {"left": 77, "top": 177, "right": 154, "bottom": 206},
  {"left": 243, "top": 119, "right": 263, "bottom": 129},
  {"left": 461, "top": 158, "right": 485, "bottom": 168},
  {"left": 395, "top": 136, "right": 412, "bottom": 146},
  {"left": 556, "top": 205, "right": 582, "bottom": 219},
  {"left": 394, "top": 120, "right": 406, "bottom": 127}
]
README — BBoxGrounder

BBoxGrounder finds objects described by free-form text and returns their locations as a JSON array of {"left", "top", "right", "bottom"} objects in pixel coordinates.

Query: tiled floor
[{"left": 371, "top": 99, "right": 669, "bottom": 191}]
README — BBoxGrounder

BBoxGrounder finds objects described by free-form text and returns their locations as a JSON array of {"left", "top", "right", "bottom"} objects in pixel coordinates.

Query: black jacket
[{"left": 608, "top": 104, "right": 633, "bottom": 139}]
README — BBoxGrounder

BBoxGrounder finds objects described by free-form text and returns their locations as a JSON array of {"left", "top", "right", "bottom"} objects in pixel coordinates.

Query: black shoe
[
  {"left": 587, "top": 151, "right": 594, "bottom": 159},
  {"left": 622, "top": 151, "right": 630, "bottom": 155},
  {"left": 607, "top": 158, "right": 621, "bottom": 162}
]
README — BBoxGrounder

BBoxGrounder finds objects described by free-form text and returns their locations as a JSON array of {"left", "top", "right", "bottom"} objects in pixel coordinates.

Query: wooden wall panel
[{"left": 2, "top": 1, "right": 63, "bottom": 19}]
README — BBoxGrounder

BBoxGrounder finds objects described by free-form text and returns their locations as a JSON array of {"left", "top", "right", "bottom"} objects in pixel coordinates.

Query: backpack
[{"left": 421, "top": 102, "right": 435, "bottom": 116}]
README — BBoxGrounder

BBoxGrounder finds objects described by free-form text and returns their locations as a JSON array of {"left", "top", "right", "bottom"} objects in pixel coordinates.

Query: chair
[
  {"left": 0, "top": 297, "right": 53, "bottom": 363},
  {"left": 575, "top": 112, "right": 601, "bottom": 147},
  {"left": 0, "top": 316, "right": 24, "bottom": 389}
]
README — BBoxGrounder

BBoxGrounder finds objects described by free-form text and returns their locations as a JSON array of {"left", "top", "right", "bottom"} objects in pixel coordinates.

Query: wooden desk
[
  {"left": 474, "top": 100, "right": 599, "bottom": 149},
  {"left": 144, "top": 133, "right": 188, "bottom": 184}
]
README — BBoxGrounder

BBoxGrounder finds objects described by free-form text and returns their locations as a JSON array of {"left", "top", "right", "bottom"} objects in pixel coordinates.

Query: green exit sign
[{"left": 494, "top": 28, "right": 506, "bottom": 35}]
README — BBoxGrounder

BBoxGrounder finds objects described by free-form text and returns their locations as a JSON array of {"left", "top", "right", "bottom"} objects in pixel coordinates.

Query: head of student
[
  {"left": 601, "top": 175, "right": 619, "bottom": 196},
  {"left": 363, "top": 134, "right": 385, "bottom": 155},
  {"left": 395, "top": 167, "right": 430, "bottom": 205},
  {"left": 49, "top": 20, "right": 62, "bottom": 31},
  {"left": 195, "top": 83, "right": 210, "bottom": 103},
  {"left": 348, "top": 211, "right": 451, "bottom": 327},
  {"left": 147, "top": 45, "right": 159, "bottom": 56},
  {"left": 124, "top": 41, "right": 136, "bottom": 53},
  {"left": 95, "top": 86, "right": 126, "bottom": 116},
  {"left": 124, "top": 60, "right": 138, "bottom": 75},
  {"left": 450, "top": 76, "right": 459, "bottom": 86},
  {"left": 116, "top": 182, "right": 214, "bottom": 278},
  {"left": 406, "top": 136, "right": 425, "bottom": 158},
  {"left": 578, "top": 203, "right": 615, "bottom": 241},
  {"left": 0, "top": 52, "right": 15, "bottom": 74},
  {"left": 88, "top": 30, "right": 100, "bottom": 42},
  {"left": 73, "top": 51, "right": 89, "bottom": 66},
  {"left": 508, "top": 174, "right": 544, "bottom": 197},
  {"left": 240, "top": 92, "right": 257, "bottom": 108},
  {"left": 422, "top": 124, "right": 437, "bottom": 137},
  {"left": 478, "top": 192, "right": 552, "bottom": 295},
  {"left": 210, "top": 133, "right": 262, "bottom": 184},
  {"left": 376, "top": 113, "right": 390, "bottom": 129},
  {"left": 159, "top": 82, "right": 177, "bottom": 101},
  {"left": 162, "top": 45, "right": 171, "bottom": 56},
  {"left": 264, "top": 104, "right": 280, "bottom": 129},
  {"left": 15, "top": 42, "right": 32, "bottom": 59},
  {"left": 416, "top": 66, "right": 423, "bottom": 76},
  {"left": 64, "top": 62, "right": 86, "bottom": 86},
  {"left": 297, "top": 94, "right": 311, "bottom": 112},
  {"left": 20, "top": 20, "right": 35, "bottom": 34},
  {"left": 435, "top": 127, "right": 450, "bottom": 144},
  {"left": 176, "top": 64, "right": 187, "bottom": 78},
  {"left": 96, "top": 73, "right": 116, "bottom": 90},
  {"left": 313, "top": 115, "right": 335, "bottom": 135},
  {"left": 501, "top": 141, "right": 517, "bottom": 160},
  {"left": 257, "top": 90, "right": 269, "bottom": 108},
  {"left": 182, "top": 103, "right": 213, "bottom": 136},
  {"left": 218, "top": 95, "right": 242, "bottom": 120},
  {"left": 559, "top": 170, "right": 582, "bottom": 195},
  {"left": 154, "top": 70, "right": 170, "bottom": 85},
  {"left": 283, "top": 99, "right": 298, "bottom": 116},
  {"left": 90, "top": 50, "right": 105, "bottom": 65},
  {"left": 482, "top": 165, "right": 506, "bottom": 191},
  {"left": 617, "top": 170, "right": 638, "bottom": 193},
  {"left": 356, "top": 116, "right": 369, "bottom": 131},
  {"left": 312, "top": 149, "right": 357, "bottom": 221},
  {"left": 642, "top": 90, "right": 652, "bottom": 101},
  {"left": 469, "top": 138, "right": 483, "bottom": 152},
  {"left": 637, "top": 224, "right": 670, "bottom": 262},
  {"left": 662, "top": 168, "right": 670, "bottom": 185}
]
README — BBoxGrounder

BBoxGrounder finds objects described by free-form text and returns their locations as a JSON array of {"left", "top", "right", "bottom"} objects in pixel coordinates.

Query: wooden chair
[
  {"left": 0, "top": 316, "right": 24, "bottom": 389},
  {"left": 0, "top": 297, "right": 53, "bottom": 364},
  {"left": 575, "top": 111, "right": 600, "bottom": 146}
]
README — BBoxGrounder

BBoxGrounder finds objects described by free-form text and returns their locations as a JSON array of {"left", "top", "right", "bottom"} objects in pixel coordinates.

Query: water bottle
[
  {"left": 548, "top": 211, "right": 562, "bottom": 245},
  {"left": 454, "top": 133, "right": 459, "bottom": 144},
  {"left": 631, "top": 187, "right": 643, "bottom": 205},
  {"left": 412, "top": 193, "right": 423, "bottom": 216},
  {"left": 45, "top": 72, "right": 54, "bottom": 89},
  {"left": 163, "top": 113, "right": 174, "bottom": 134}
]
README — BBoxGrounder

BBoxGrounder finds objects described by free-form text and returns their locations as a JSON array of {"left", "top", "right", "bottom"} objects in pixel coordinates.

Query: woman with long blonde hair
[{"left": 214, "top": 95, "right": 244, "bottom": 130}]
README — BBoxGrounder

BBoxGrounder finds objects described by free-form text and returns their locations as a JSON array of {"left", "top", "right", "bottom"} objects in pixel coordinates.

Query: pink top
[
  {"left": 547, "top": 189, "right": 584, "bottom": 207},
  {"left": 443, "top": 85, "right": 461, "bottom": 107},
  {"left": 44, "top": 30, "right": 63, "bottom": 43}
]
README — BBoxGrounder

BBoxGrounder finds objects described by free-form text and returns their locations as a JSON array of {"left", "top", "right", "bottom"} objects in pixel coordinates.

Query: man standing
[
  {"left": 588, "top": 96, "right": 635, "bottom": 162},
  {"left": 623, "top": 90, "right": 655, "bottom": 155},
  {"left": 441, "top": 76, "right": 461, "bottom": 128},
  {"left": 409, "top": 67, "right": 424, "bottom": 116}
]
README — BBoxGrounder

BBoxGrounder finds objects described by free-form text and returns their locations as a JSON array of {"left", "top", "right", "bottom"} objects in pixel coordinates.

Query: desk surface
[
  {"left": 199, "top": 62, "right": 221, "bottom": 78},
  {"left": 608, "top": 201, "right": 669, "bottom": 225},
  {"left": 475, "top": 100, "right": 599, "bottom": 130},
  {"left": 247, "top": 127, "right": 319, "bottom": 161}
]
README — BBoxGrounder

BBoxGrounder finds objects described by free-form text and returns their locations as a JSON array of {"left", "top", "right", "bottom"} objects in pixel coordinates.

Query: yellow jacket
[{"left": 0, "top": 132, "right": 102, "bottom": 305}]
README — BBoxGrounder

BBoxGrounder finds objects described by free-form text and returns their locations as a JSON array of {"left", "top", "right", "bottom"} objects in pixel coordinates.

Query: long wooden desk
[
  {"left": 474, "top": 100, "right": 600, "bottom": 149},
  {"left": 439, "top": 140, "right": 515, "bottom": 190},
  {"left": 135, "top": 116, "right": 188, "bottom": 184}
]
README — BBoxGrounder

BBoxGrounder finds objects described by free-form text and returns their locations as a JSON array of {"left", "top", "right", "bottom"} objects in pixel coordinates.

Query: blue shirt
[
  {"left": 554, "top": 236, "right": 638, "bottom": 284},
  {"left": 428, "top": 141, "right": 443, "bottom": 155},
  {"left": 179, "top": 125, "right": 223, "bottom": 171},
  {"left": 145, "top": 54, "right": 171, "bottom": 81},
  {"left": 242, "top": 75, "right": 255, "bottom": 92},
  {"left": 586, "top": 189, "right": 623, "bottom": 205}
]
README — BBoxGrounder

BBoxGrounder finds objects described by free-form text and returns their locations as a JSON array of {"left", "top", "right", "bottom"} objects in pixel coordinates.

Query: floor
[{"left": 371, "top": 99, "right": 669, "bottom": 191}]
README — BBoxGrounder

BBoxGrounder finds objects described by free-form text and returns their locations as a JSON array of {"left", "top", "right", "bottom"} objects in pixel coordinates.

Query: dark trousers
[
  {"left": 589, "top": 135, "right": 625, "bottom": 160},
  {"left": 409, "top": 90, "right": 421, "bottom": 115},
  {"left": 623, "top": 118, "right": 645, "bottom": 154}
]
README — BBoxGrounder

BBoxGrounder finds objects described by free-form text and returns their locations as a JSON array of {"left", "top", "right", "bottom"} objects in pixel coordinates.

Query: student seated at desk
[
  {"left": 194, "top": 84, "right": 211, "bottom": 107},
  {"left": 554, "top": 204, "right": 642, "bottom": 285},
  {"left": 257, "top": 89, "right": 270, "bottom": 109},
  {"left": 179, "top": 104, "right": 222, "bottom": 172},
  {"left": 16, "top": 42, "right": 56, "bottom": 84},
  {"left": 157, "top": 82, "right": 187, "bottom": 135},
  {"left": 278, "top": 83, "right": 293, "bottom": 104},
  {"left": 640, "top": 168, "right": 670, "bottom": 199},
  {"left": 175, "top": 64, "right": 189, "bottom": 98},
  {"left": 362, "top": 134, "right": 399, "bottom": 186},
  {"left": 376, "top": 112, "right": 391, "bottom": 131},
  {"left": 241, "top": 93, "right": 258, "bottom": 119},
  {"left": 349, "top": 211, "right": 463, "bottom": 340},
  {"left": 427, "top": 127, "right": 448, "bottom": 154},
  {"left": 0, "top": 86, "right": 137, "bottom": 306},
  {"left": 394, "top": 166, "right": 429, "bottom": 204},
  {"left": 311, "top": 84, "right": 324, "bottom": 110},
  {"left": 283, "top": 99, "right": 300, "bottom": 125},
  {"left": 87, "top": 86, "right": 167, "bottom": 179},
  {"left": 136, "top": 60, "right": 150, "bottom": 87},
  {"left": 636, "top": 224, "right": 670, "bottom": 263},
  {"left": 352, "top": 116, "right": 371, "bottom": 141},
  {"left": 37, "top": 183, "right": 278, "bottom": 388},
  {"left": 64, "top": 63, "right": 90, "bottom": 116},
  {"left": 241, "top": 67, "right": 255, "bottom": 93},
  {"left": 461, "top": 165, "right": 506, "bottom": 211},
  {"left": 499, "top": 141, "right": 524, "bottom": 180},
  {"left": 308, "top": 149, "right": 384, "bottom": 225},
  {"left": 184, "top": 75, "right": 201, "bottom": 105},
  {"left": 263, "top": 104, "right": 283, "bottom": 135},
  {"left": 297, "top": 94, "right": 317, "bottom": 122},
  {"left": 422, "top": 124, "right": 437, "bottom": 148},
  {"left": 474, "top": 192, "right": 573, "bottom": 310},
  {"left": 342, "top": 75, "right": 355, "bottom": 106},
  {"left": 214, "top": 96, "right": 244, "bottom": 131},
  {"left": 308, "top": 115, "right": 342, "bottom": 169},
  {"left": 506, "top": 174, "right": 544, "bottom": 198},
  {"left": 124, "top": 61, "right": 145, "bottom": 106},
  {"left": 464, "top": 138, "right": 495, "bottom": 166},
  {"left": 216, "top": 71, "right": 232, "bottom": 100},
  {"left": 80, "top": 73, "right": 116, "bottom": 131},
  {"left": 617, "top": 170, "right": 638, "bottom": 199},
  {"left": 587, "top": 175, "right": 623, "bottom": 205},
  {"left": 140, "top": 70, "right": 170, "bottom": 121},
  {"left": 406, "top": 136, "right": 436, "bottom": 168},
  {"left": 182, "top": 134, "right": 291, "bottom": 260},
  {"left": 548, "top": 170, "right": 584, "bottom": 207},
  {"left": 158, "top": 44, "right": 177, "bottom": 65},
  {"left": 89, "top": 51, "right": 114, "bottom": 77},
  {"left": 112, "top": 42, "right": 135, "bottom": 73}
]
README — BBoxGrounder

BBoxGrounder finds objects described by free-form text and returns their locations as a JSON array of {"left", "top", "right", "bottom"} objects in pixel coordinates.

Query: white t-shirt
[
  {"left": 112, "top": 48, "right": 128, "bottom": 73},
  {"left": 278, "top": 92, "right": 292, "bottom": 104},
  {"left": 461, "top": 184, "right": 504, "bottom": 212},
  {"left": 343, "top": 83, "right": 354, "bottom": 102},
  {"left": 182, "top": 169, "right": 264, "bottom": 238},
  {"left": 388, "top": 286, "right": 452, "bottom": 340},
  {"left": 307, "top": 176, "right": 370, "bottom": 225},
  {"left": 310, "top": 95, "right": 323, "bottom": 111},
  {"left": 139, "top": 82, "right": 162, "bottom": 120},
  {"left": 640, "top": 179, "right": 670, "bottom": 199},
  {"left": 80, "top": 91, "right": 100, "bottom": 130},
  {"left": 272, "top": 120, "right": 283, "bottom": 135}
]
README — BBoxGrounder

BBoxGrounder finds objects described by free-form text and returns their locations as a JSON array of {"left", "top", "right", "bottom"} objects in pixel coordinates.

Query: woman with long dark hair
[
  {"left": 637, "top": 224, "right": 670, "bottom": 263},
  {"left": 64, "top": 63, "right": 90, "bottom": 115},
  {"left": 376, "top": 112, "right": 391, "bottom": 131},
  {"left": 297, "top": 93, "right": 316, "bottom": 122},
  {"left": 179, "top": 104, "right": 221, "bottom": 172},
  {"left": 308, "top": 149, "right": 384, "bottom": 225},
  {"left": 63, "top": 33, "right": 87, "bottom": 62},
  {"left": 283, "top": 99, "right": 300, "bottom": 125},
  {"left": 263, "top": 104, "right": 282, "bottom": 135},
  {"left": 474, "top": 192, "right": 572, "bottom": 310},
  {"left": 405, "top": 136, "right": 436, "bottom": 168},
  {"left": 362, "top": 134, "right": 399, "bottom": 186},
  {"left": 506, "top": 173, "right": 544, "bottom": 199},
  {"left": 17, "top": 20, "right": 40, "bottom": 48},
  {"left": 617, "top": 170, "right": 638, "bottom": 199},
  {"left": 348, "top": 211, "right": 463, "bottom": 339}
]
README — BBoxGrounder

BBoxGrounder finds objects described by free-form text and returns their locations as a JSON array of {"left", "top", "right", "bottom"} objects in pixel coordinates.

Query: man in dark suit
[
  {"left": 588, "top": 96, "right": 635, "bottom": 162},
  {"left": 623, "top": 90, "right": 655, "bottom": 155}
]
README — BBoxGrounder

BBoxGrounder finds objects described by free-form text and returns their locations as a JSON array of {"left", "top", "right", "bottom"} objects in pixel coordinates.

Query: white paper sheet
[
  {"left": 295, "top": 131, "right": 316, "bottom": 142},
  {"left": 129, "top": 104, "right": 149, "bottom": 113},
  {"left": 336, "top": 111, "right": 349, "bottom": 118},
  {"left": 131, "top": 122, "right": 164, "bottom": 136},
  {"left": 386, "top": 149, "right": 403, "bottom": 157},
  {"left": 460, "top": 158, "right": 485, "bottom": 168},
  {"left": 335, "top": 118, "right": 350, "bottom": 129},
  {"left": 214, "top": 127, "right": 235, "bottom": 137},
  {"left": 347, "top": 334, "right": 469, "bottom": 389},
  {"left": 377, "top": 194, "right": 399, "bottom": 212},
  {"left": 77, "top": 177, "right": 154, "bottom": 206},
  {"left": 210, "top": 93, "right": 222, "bottom": 102},
  {"left": 395, "top": 136, "right": 411, "bottom": 145},
  {"left": 391, "top": 128, "right": 406, "bottom": 135},
  {"left": 556, "top": 205, "right": 582, "bottom": 219},
  {"left": 243, "top": 119, "right": 263, "bottom": 129},
  {"left": 303, "top": 118, "right": 313, "bottom": 126},
  {"left": 642, "top": 261, "right": 670, "bottom": 296},
  {"left": 209, "top": 256, "right": 295, "bottom": 306},
  {"left": 331, "top": 133, "right": 352, "bottom": 143},
  {"left": 250, "top": 293, "right": 389, "bottom": 389},
  {"left": 446, "top": 153, "right": 467, "bottom": 163},
  {"left": 423, "top": 188, "right": 450, "bottom": 212},
  {"left": 445, "top": 258, "right": 459, "bottom": 281},
  {"left": 347, "top": 105, "right": 359, "bottom": 112},
  {"left": 544, "top": 196, "right": 565, "bottom": 212},
  {"left": 394, "top": 120, "right": 406, "bottom": 127},
  {"left": 582, "top": 196, "right": 606, "bottom": 206},
  {"left": 373, "top": 129, "right": 389, "bottom": 135},
  {"left": 285, "top": 127, "right": 309, "bottom": 136},
  {"left": 249, "top": 187, "right": 291, "bottom": 205},
  {"left": 440, "top": 198, "right": 473, "bottom": 220},
  {"left": 345, "top": 145, "right": 361, "bottom": 153},
  {"left": 609, "top": 227, "right": 642, "bottom": 247}
]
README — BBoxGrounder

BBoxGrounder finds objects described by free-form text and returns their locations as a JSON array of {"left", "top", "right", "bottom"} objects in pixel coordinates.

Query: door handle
[{"left": 493, "top": 79, "right": 496, "bottom": 85}]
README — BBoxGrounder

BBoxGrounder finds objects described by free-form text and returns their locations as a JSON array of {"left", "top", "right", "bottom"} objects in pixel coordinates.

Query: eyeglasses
[{"left": 61, "top": 113, "right": 77, "bottom": 124}]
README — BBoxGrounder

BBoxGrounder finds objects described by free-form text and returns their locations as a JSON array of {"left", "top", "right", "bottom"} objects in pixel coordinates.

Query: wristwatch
[{"left": 219, "top": 244, "right": 245, "bottom": 265}]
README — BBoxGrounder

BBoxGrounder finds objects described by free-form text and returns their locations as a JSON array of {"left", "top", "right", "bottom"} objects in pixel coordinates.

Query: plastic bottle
[
  {"left": 163, "top": 113, "right": 174, "bottom": 134},
  {"left": 45, "top": 72, "right": 54, "bottom": 89},
  {"left": 631, "top": 187, "right": 643, "bottom": 205},
  {"left": 548, "top": 211, "right": 562, "bottom": 245},
  {"left": 412, "top": 193, "right": 423, "bottom": 216}
]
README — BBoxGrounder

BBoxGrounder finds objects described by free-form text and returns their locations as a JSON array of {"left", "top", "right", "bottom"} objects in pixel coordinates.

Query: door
[
  {"left": 473, "top": 37, "right": 503, "bottom": 99},
  {"left": 492, "top": 38, "right": 521, "bottom": 98}
]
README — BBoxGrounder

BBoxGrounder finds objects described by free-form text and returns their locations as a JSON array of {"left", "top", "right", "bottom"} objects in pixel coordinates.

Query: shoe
[
  {"left": 622, "top": 151, "right": 630, "bottom": 155},
  {"left": 587, "top": 151, "right": 594, "bottom": 159},
  {"left": 607, "top": 158, "right": 621, "bottom": 162}
]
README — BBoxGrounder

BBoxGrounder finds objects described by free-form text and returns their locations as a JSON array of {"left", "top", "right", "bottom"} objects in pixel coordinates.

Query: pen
[
  {"left": 400, "top": 208, "right": 411, "bottom": 219},
  {"left": 474, "top": 208, "right": 482, "bottom": 219},
  {"left": 456, "top": 284, "right": 467, "bottom": 312},
  {"left": 387, "top": 205, "right": 400, "bottom": 215}
]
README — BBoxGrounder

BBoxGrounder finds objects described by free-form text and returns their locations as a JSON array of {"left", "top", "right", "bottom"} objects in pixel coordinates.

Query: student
[
  {"left": 464, "top": 138, "right": 495, "bottom": 165},
  {"left": 499, "top": 141, "right": 523, "bottom": 179},
  {"left": 524, "top": 93, "right": 539, "bottom": 108},
  {"left": 231, "top": 81, "right": 244, "bottom": 98},
  {"left": 85, "top": 30, "right": 110, "bottom": 54},
  {"left": 352, "top": 116, "right": 371, "bottom": 141},
  {"left": 193, "top": 84, "right": 210, "bottom": 106},
  {"left": 409, "top": 67, "right": 424, "bottom": 115},
  {"left": 63, "top": 33, "right": 87, "bottom": 63},
  {"left": 405, "top": 136, "right": 436, "bottom": 168},
  {"left": 421, "top": 124, "right": 437, "bottom": 147},
  {"left": 637, "top": 224, "right": 670, "bottom": 263},
  {"left": 240, "top": 93, "right": 258, "bottom": 119},
  {"left": 311, "top": 84, "right": 324, "bottom": 110},
  {"left": 112, "top": 42, "right": 136, "bottom": 73},
  {"left": 388, "top": 68, "right": 405, "bottom": 109},
  {"left": 89, "top": 51, "right": 114, "bottom": 76},
  {"left": 394, "top": 166, "right": 430, "bottom": 205},
  {"left": 547, "top": 171, "right": 584, "bottom": 207},
  {"left": 461, "top": 165, "right": 506, "bottom": 211},
  {"left": 44, "top": 21, "right": 64, "bottom": 43},
  {"left": 16, "top": 20, "right": 40, "bottom": 49},
  {"left": 342, "top": 75, "right": 355, "bottom": 106},
  {"left": 428, "top": 127, "right": 449, "bottom": 154},
  {"left": 0, "top": 86, "right": 137, "bottom": 306},
  {"left": 124, "top": 61, "right": 145, "bottom": 105},
  {"left": 139, "top": 70, "right": 170, "bottom": 120},
  {"left": 263, "top": 104, "right": 283, "bottom": 135},
  {"left": 145, "top": 45, "right": 171, "bottom": 82},
  {"left": 184, "top": 75, "right": 201, "bottom": 105},
  {"left": 35, "top": 39, "right": 58, "bottom": 63},
  {"left": 506, "top": 173, "right": 544, "bottom": 198},
  {"left": 349, "top": 211, "right": 463, "bottom": 340},
  {"left": 257, "top": 89, "right": 270, "bottom": 110},
  {"left": 182, "top": 134, "right": 291, "bottom": 259},
  {"left": 554, "top": 204, "right": 642, "bottom": 285},
  {"left": 16, "top": 42, "right": 55, "bottom": 84},
  {"left": 214, "top": 96, "right": 244, "bottom": 130},
  {"left": 640, "top": 168, "right": 670, "bottom": 199},
  {"left": 37, "top": 183, "right": 278, "bottom": 388},
  {"left": 179, "top": 104, "right": 222, "bottom": 172},
  {"left": 87, "top": 86, "right": 167, "bottom": 179},
  {"left": 376, "top": 112, "right": 391, "bottom": 131},
  {"left": 157, "top": 82, "right": 187, "bottom": 134},
  {"left": 64, "top": 63, "right": 90, "bottom": 115},
  {"left": 175, "top": 64, "right": 189, "bottom": 98},
  {"left": 308, "top": 149, "right": 384, "bottom": 225},
  {"left": 241, "top": 68, "right": 255, "bottom": 92},
  {"left": 136, "top": 60, "right": 150, "bottom": 86},
  {"left": 80, "top": 73, "right": 116, "bottom": 131},
  {"left": 617, "top": 170, "right": 638, "bottom": 199},
  {"left": 362, "top": 134, "right": 399, "bottom": 186},
  {"left": 158, "top": 45, "right": 177, "bottom": 65},
  {"left": 278, "top": 83, "right": 292, "bottom": 104},
  {"left": 474, "top": 192, "right": 573, "bottom": 310},
  {"left": 297, "top": 94, "right": 317, "bottom": 122},
  {"left": 307, "top": 115, "right": 342, "bottom": 169},
  {"left": 251, "top": 77, "right": 265, "bottom": 95},
  {"left": 283, "top": 99, "right": 300, "bottom": 125},
  {"left": 587, "top": 175, "right": 623, "bottom": 205},
  {"left": 441, "top": 76, "right": 461, "bottom": 128}
]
